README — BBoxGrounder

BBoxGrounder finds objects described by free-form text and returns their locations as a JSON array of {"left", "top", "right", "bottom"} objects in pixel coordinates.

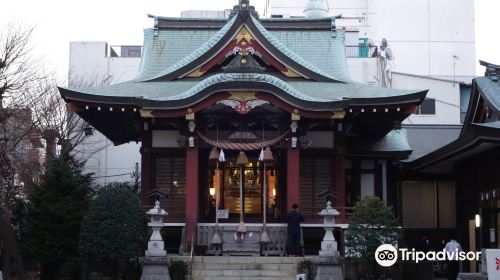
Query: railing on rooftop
[{"left": 346, "top": 45, "right": 370, "bottom": 58}]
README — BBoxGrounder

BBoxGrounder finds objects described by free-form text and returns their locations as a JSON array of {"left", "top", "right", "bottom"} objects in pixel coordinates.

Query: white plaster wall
[
  {"left": 268, "top": 0, "right": 476, "bottom": 77},
  {"left": 69, "top": 42, "right": 108, "bottom": 83},
  {"left": 346, "top": 57, "right": 378, "bottom": 84},
  {"left": 392, "top": 73, "right": 462, "bottom": 125},
  {"left": 69, "top": 41, "right": 141, "bottom": 85},
  {"left": 69, "top": 41, "right": 142, "bottom": 186}
]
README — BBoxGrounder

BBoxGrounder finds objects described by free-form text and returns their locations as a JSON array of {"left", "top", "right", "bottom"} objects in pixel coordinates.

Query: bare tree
[
  {"left": 0, "top": 22, "right": 43, "bottom": 279},
  {"left": 0, "top": 22, "right": 105, "bottom": 278}
]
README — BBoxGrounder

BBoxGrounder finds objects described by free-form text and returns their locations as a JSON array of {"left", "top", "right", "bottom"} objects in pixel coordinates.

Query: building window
[
  {"left": 154, "top": 157, "right": 186, "bottom": 218},
  {"left": 460, "top": 84, "right": 472, "bottom": 123},
  {"left": 402, "top": 181, "right": 456, "bottom": 228},
  {"left": 300, "top": 158, "right": 331, "bottom": 216},
  {"left": 361, "top": 174, "right": 375, "bottom": 197},
  {"left": 415, "top": 98, "right": 436, "bottom": 115}
]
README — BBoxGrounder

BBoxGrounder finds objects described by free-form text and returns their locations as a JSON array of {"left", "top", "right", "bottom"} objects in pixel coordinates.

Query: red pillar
[
  {"left": 140, "top": 131, "right": 152, "bottom": 207},
  {"left": 287, "top": 147, "right": 300, "bottom": 211},
  {"left": 334, "top": 125, "right": 346, "bottom": 222},
  {"left": 185, "top": 147, "right": 199, "bottom": 247}
]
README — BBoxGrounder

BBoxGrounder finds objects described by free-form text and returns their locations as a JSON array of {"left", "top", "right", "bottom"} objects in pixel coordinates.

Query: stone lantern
[
  {"left": 145, "top": 200, "right": 168, "bottom": 257},
  {"left": 318, "top": 200, "right": 340, "bottom": 257},
  {"left": 141, "top": 200, "right": 170, "bottom": 280}
]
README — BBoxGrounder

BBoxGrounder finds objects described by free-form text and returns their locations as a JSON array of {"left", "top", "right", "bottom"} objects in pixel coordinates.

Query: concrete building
[
  {"left": 268, "top": 0, "right": 476, "bottom": 78},
  {"left": 69, "top": 42, "right": 141, "bottom": 185},
  {"left": 267, "top": 0, "right": 476, "bottom": 126}
]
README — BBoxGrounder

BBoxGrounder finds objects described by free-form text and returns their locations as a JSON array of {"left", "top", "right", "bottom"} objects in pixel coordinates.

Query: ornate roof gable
[
  {"left": 459, "top": 61, "right": 500, "bottom": 135},
  {"left": 141, "top": 0, "right": 346, "bottom": 83}
]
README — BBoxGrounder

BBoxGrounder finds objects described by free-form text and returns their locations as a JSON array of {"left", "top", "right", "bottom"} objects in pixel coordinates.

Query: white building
[
  {"left": 69, "top": 42, "right": 141, "bottom": 185},
  {"left": 267, "top": 0, "right": 476, "bottom": 125}
]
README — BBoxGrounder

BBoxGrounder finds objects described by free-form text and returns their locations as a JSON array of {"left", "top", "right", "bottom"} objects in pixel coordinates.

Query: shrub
[
  {"left": 79, "top": 182, "right": 146, "bottom": 277},
  {"left": 345, "top": 196, "right": 402, "bottom": 262},
  {"left": 169, "top": 260, "right": 189, "bottom": 280},
  {"left": 297, "top": 259, "right": 317, "bottom": 280}
]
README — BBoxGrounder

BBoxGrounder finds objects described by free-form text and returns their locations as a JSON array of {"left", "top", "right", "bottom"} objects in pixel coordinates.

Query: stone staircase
[{"left": 170, "top": 256, "right": 307, "bottom": 280}]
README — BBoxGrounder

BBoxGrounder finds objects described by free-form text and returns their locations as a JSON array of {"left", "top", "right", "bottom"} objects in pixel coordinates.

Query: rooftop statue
[{"left": 380, "top": 38, "right": 394, "bottom": 88}]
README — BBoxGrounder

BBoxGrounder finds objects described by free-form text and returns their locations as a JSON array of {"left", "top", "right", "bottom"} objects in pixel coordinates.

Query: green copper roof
[
  {"left": 136, "top": 12, "right": 351, "bottom": 82},
  {"left": 137, "top": 29, "right": 217, "bottom": 80},
  {"left": 371, "top": 129, "right": 412, "bottom": 152},
  {"left": 139, "top": 15, "right": 238, "bottom": 81},
  {"left": 64, "top": 73, "right": 418, "bottom": 103},
  {"left": 251, "top": 16, "right": 351, "bottom": 82},
  {"left": 475, "top": 77, "right": 500, "bottom": 113},
  {"left": 269, "top": 30, "right": 351, "bottom": 82}
]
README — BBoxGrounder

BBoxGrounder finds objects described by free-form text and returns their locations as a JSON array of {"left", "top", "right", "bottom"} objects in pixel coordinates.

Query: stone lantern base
[
  {"left": 140, "top": 257, "right": 170, "bottom": 280},
  {"left": 318, "top": 239, "right": 339, "bottom": 257},
  {"left": 312, "top": 256, "right": 344, "bottom": 280}
]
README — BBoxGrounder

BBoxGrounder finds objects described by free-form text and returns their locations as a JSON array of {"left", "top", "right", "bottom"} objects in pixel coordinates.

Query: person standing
[
  {"left": 445, "top": 236, "right": 462, "bottom": 280},
  {"left": 417, "top": 233, "right": 431, "bottom": 253},
  {"left": 286, "top": 204, "right": 305, "bottom": 256}
]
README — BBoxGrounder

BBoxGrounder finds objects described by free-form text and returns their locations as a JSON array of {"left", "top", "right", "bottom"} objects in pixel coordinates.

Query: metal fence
[{"left": 346, "top": 45, "right": 369, "bottom": 58}]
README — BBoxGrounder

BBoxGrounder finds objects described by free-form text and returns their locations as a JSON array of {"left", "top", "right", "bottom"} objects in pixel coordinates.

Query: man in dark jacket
[{"left": 286, "top": 204, "right": 305, "bottom": 256}]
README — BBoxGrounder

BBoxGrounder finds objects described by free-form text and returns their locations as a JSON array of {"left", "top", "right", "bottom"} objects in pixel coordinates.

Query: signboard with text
[{"left": 217, "top": 210, "right": 229, "bottom": 219}]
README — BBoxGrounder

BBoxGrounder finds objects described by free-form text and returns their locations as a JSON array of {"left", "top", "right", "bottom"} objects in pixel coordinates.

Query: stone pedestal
[
  {"left": 141, "top": 200, "right": 169, "bottom": 279},
  {"left": 313, "top": 256, "right": 344, "bottom": 280},
  {"left": 140, "top": 257, "right": 170, "bottom": 280},
  {"left": 314, "top": 201, "right": 343, "bottom": 279},
  {"left": 145, "top": 200, "right": 168, "bottom": 257},
  {"left": 318, "top": 201, "right": 340, "bottom": 257}
]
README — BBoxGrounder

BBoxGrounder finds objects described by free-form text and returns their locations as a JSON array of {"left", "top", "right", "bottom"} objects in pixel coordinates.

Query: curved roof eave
[
  {"left": 403, "top": 122, "right": 500, "bottom": 172},
  {"left": 59, "top": 73, "right": 426, "bottom": 112}
]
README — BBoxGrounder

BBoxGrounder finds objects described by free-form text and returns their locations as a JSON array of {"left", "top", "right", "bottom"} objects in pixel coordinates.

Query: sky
[{"left": 2, "top": 0, "right": 500, "bottom": 81}]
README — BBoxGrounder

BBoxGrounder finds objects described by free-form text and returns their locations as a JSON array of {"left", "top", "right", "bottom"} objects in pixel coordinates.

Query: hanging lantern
[
  {"left": 263, "top": 147, "right": 274, "bottom": 162},
  {"left": 209, "top": 147, "right": 220, "bottom": 163},
  {"left": 236, "top": 151, "right": 249, "bottom": 165}
]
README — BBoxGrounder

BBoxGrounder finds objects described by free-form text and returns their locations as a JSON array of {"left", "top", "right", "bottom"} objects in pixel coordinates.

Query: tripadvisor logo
[
  {"left": 375, "top": 244, "right": 398, "bottom": 267},
  {"left": 374, "top": 244, "right": 482, "bottom": 267}
]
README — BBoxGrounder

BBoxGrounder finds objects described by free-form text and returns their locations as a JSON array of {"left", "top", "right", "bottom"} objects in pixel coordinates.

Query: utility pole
[{"left": 133, "top": 162, "right": 140, "bottom": 192}]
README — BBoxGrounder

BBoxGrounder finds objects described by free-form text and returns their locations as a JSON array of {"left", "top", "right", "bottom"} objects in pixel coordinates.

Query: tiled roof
[
  {"left": 136, "top": 9, "right": 351, "bottom": 82},
  {"left": 138, "top": 15, "right": 238, "bottom": 81},
  {"left": 369, "top": 129, "right": 412, "bottom": 153},
  {"left": 250, "top": 16, "right": 350, "bottom": 82},
  {"left": 64, "top": 72, "right": 417, "bottom": 102},
  {"left": 137, "top": 28, "right": 217, "bottom": 80},
  {"left": 475, "top": 76, "right": 500, "bottom": 113}
]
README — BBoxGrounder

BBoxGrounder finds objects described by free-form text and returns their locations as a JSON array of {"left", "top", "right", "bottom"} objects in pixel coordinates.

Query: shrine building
[{"left": 59, "top": 0, "right": 428, "bottom": 255}]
